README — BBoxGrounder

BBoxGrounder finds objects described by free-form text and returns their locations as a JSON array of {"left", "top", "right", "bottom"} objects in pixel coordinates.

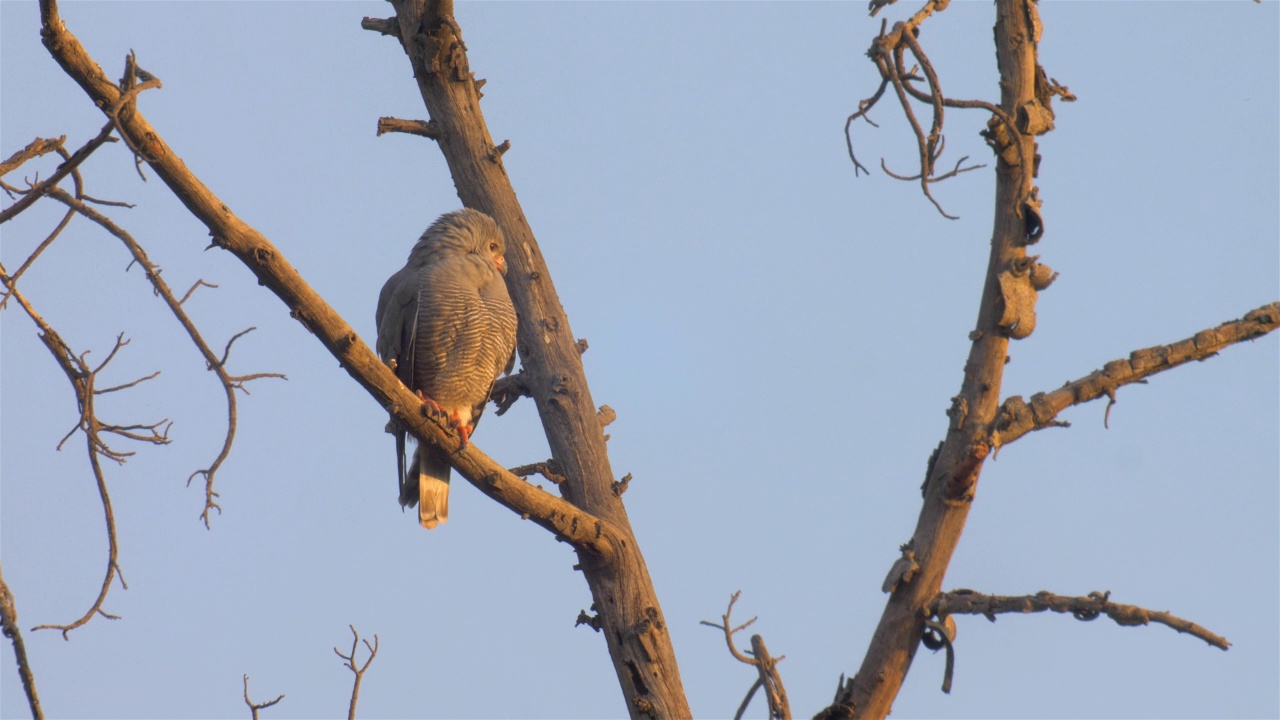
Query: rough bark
[
  {"left": 830, "top": 1, "right": 1043, "bottom": 717},
  {"left": 369, "top": 2, "right": 690, "bottom": 716}
]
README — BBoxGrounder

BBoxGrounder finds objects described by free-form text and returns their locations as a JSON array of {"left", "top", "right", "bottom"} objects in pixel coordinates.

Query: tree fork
[{"left": 827, "top": 1, "right": 1044, "bottom": 717}]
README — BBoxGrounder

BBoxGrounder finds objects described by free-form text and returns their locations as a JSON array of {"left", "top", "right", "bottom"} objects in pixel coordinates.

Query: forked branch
[
  {"left": 41, "top": 185, "right": 287, "bottom": 527},
  {"left": 243, "top": 675, "right": 284, "bottom": 720},
  {"left": 700, "top": 592, "right": 791, "bottom": 720},
  {"left": 334, "top": 625, "right": 378, "bottom": 720},
  {"left": 0, "top": 276, "right": 138, "bottom": 638}
]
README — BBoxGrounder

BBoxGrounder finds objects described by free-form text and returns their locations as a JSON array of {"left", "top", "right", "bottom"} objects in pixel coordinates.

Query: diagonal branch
[
  {"left": 931, "top": 589, "right": 1230, "bottom": 650},
  {"left": 992, "top": 302, "right": 1280, "bottom": 449},
  {"left": 36, "top": 0, "right": 619, "bottom": 558},
  {"left": 0, "top": 121, "right": 117, "bottom": 225},
  {"left": 365, "top": 1, "right": 690, "bottom": 714}
]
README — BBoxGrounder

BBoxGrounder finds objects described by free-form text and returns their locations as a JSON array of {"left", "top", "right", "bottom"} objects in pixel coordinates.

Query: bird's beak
[{"left": 494, "top": 255, "right": 507, "bottom": 275}]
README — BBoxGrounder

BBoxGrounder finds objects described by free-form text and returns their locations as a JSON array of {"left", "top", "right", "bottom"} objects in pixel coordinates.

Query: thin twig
[
  {"left": 334, "top": 625, "right": 379, "bottom": 720},
  {"left": 44, "top": 186, "right": 286, "bottom": 527},
  {"left": 508, "top": 460, "right": 567, "bottom": 485},
  {"left": 0, "top": 121, "right": 116, "bottom": 225},
  {"left": 243, "top": 675, "right": 284, "bottom": 720}
]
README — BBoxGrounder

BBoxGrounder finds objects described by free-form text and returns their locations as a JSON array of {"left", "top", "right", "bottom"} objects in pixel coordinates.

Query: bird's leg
[{"left": 455, "top": 423, "right": 473, "bottom": 450}]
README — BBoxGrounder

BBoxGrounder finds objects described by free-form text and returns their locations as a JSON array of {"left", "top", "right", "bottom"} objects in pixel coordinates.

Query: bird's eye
[{"left": 489, "top": 242, "right": 499, "bottom": 253}]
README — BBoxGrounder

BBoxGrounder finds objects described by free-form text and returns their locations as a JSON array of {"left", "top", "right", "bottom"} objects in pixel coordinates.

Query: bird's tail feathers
[{"left": 410, "top": 443, "right": 451, "bottom": 530}]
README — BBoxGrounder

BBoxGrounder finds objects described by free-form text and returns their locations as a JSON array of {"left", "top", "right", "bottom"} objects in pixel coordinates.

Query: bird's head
[{"left": 410, "top": 208, "right": 508, "bottom": 276}]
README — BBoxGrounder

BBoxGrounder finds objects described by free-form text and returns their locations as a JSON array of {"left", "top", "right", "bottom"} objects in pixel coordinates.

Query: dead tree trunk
[{"left": 370, "top": 1, "right": 692, "bottom": 716}]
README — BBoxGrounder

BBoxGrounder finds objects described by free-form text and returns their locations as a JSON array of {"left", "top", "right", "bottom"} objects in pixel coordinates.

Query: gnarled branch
[
  {"left": 992, "top": 302, "right": 1280, "bottom": 449},
  {"left": 931, "top": 589, "right": 1229, "bottom": 650}
]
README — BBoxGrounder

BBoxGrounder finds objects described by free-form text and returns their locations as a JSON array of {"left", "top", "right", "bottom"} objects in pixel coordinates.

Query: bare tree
[{"left": 2, "top": 1, "right": 1274, "bottom": 718}]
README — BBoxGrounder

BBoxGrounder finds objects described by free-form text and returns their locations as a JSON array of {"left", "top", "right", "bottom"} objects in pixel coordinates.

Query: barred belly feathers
[{"left": 375, "top": 209, "right": 518, "bottom": 529}]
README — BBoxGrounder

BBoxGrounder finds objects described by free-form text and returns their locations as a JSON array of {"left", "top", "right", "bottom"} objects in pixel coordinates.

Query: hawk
[{"left": 376, "top": 209, "right": 518, "bottom": 529}]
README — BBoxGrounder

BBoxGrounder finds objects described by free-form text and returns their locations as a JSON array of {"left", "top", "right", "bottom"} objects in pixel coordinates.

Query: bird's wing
[{"left": 376, "top": 262, "right": 421, "bottom": 501}]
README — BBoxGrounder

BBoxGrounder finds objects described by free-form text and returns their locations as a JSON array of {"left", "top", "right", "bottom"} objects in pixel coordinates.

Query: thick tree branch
[
  {"left": 37, "top": 0, "right": 618, "bottom": 559},
  {"left": 992, "top": 302, "right": 1280, "bottom": 448},
  {"left": 824, "top": 1, "right": 1046, "bottom": 717},
  {"left": 932, "top": 589, "right": 1230, "bottom": 650},
  {"left": 368, "top": 1, "right": 689, "bottom": 715}
]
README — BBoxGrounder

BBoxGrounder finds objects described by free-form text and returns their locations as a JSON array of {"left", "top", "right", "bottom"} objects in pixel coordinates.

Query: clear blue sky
[{"left": 2, "top": 2, "right": 1277, "bottom": 718}]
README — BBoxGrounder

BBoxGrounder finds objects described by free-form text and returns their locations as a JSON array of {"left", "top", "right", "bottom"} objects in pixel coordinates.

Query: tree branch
[
  {"left": 36, "top": 0, "right": 620, "bottom": 559},
  {"left": 369, "top": 1, "right": 689, "bottom": 714},
  {"left": 242, "top": 675, "right": 284, "bottom": 720},
  {"left": 0, "top": 563, "right": 44, "bottom": 720},
  {"left": 931, "top": 589, "right": 1230, "bottom": 650},
  {"left": 700, "top": 592, "right": 791, "bottom": 720},
  {"left": 334, "top": 625, "right": 378, "bottom": 720},
  {"left": 41, "top": 185, "right": 287, "bottom": 527},
  {"left": 0, "top": 274, "right": 143, "bottom": 639},
  {"left": 992, "top": 302, "right": 1280, "bottom": 449},
  {"left": 823, "top": 1, "right": 1046, "bottom": 716}
]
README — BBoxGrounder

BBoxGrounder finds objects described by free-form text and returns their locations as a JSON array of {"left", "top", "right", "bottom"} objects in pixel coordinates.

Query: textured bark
[
  {"left": 831, "top": 1, "right": 1043, "bottom": 717},
  {"left": 372, "top": 3, "right": 690, "bottom": 717}
]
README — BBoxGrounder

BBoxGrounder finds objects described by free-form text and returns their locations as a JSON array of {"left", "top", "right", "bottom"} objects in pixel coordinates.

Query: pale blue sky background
[{"left": 1, "top": 1, "right": 1277, "bottom": 718}]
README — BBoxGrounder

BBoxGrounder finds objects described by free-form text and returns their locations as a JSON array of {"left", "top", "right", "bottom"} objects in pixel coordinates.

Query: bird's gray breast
[{"left": 411, "top": 256, "right": 516, "bottom": 409}]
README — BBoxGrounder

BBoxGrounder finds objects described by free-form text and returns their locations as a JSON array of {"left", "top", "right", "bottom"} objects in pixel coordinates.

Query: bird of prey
[{"left": 376, "top": 209, "right": 518, "bottom": 529}]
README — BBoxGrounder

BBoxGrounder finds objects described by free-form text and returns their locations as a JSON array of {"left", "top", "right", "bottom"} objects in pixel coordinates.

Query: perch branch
[
  {"left": 992, "top": 302, "right": 1280, "bottom": 449},
  {"left": 932, "top": 589, "right": 1230, "bottom": 650},
  {"left": 36, "top": 0, "right": 621, "bottom": 557}
]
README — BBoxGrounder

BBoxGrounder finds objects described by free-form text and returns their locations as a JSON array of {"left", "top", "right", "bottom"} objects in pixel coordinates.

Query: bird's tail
[{"left": 401, "top": 443, "right": 451, "bottom": 529}]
